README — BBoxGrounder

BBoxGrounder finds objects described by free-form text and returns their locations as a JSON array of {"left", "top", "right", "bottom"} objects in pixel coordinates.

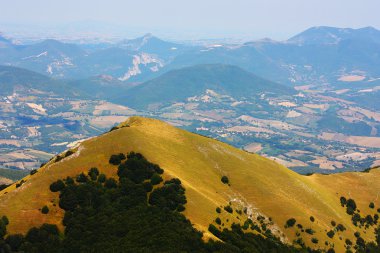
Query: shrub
[
  {"left": 104, "top": 178, "right": 117, "bottom": 188},
  {"left": 88, "top": 167, "right": 99, "bottom": 181},
  {"left": 352, "top": 213, "right": 361, "bottom": 225},
  {"left": 311, "top": 238, "right": 318, "bottom": 244},
  {"left": 336, "top": 224, "right": 346, "bottom": 232},
  {"left": 65, "top": 177, "right": 74, "bottom": 185},
  {"left": 340, "top": 196, "right": 347, "bottom": 206},
  {"left": 208, "top": 224, "right": 221, "bottom": 237},
  {"left": 30, "top": 169, "right": 38, "bottom": 175},
  {"left": 41, "top": 206, "right": 49, "bottom": 214},
  {"left": 143, "top": 182, "right": 153, "bottom": 192},
  {"left": 50, "top": 180, "right": 65, "bottom": 192},
  {"left": 215, "top": 217, "right": 221, "bottom": 225},
  {"left": 150, "top": 173, "right": 163, "bottom": 185},
  {"left": 5, "top": 234, "right": 23, "bottom": 251},
  {"left": 354, "top": 231, "right": 360, "bottom": 238},
  {"left": 216, "top": 207, "right": 221, "bottom": 213},
  {"left": 327, "top": 230, "right": 335, "bottom": 238},
  {"left": 149, "top": 179, "right": 187, "bottom": 212},
  {"left": 97, "top": 174, "right": 106, "bottom": 183},
  {"left": 109, "top": 153, "right": 126, "bottom": 165},
  {"left": 365, "top": 215, "right": 374, "bottom": 225},
  {"left": 331, "top": 220, "right": 336, "bottom": 227},
  {"left": 310, "top": 216, "right": 315, "bottom": 222},
  {"left": 285, "top": 218, "right": 296, "bottom": 228},
  {"left": 221, "top": 176, "right": 229, "bottom": 184},
  {"left": 224, "top": 205, "right": 233, "bottom": 214},
  {"left": 76, "top": 173, "right": 88, "bottom": 183},
  {"left": 369, "top": 202, "right": 375, "bottom": 209},
  {"left": 347, "top": 199, "right": 357, "bottom": 211},
  {"left": 305, "top": 228, "right": 315, "bottom": 235},
  {"left": 16, "top": 180, "right": 25, "bottom": 188},
  {"left": 65, "top": 150, "right": 74, "bottom": 157}
]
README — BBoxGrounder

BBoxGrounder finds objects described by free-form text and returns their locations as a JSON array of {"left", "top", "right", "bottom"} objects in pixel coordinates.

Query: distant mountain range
[{"left": 1, "top": 26, "right": 380, "bottom": 86}]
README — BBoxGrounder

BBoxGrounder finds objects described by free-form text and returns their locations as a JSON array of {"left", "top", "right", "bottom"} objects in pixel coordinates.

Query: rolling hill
[
  {"left": 118, "top": 64, "right": 295, "bottom": 109},
  {"left": 0, "top": 117, "right": 379, "bottom": 252},
  {"left": 0, "top": 65, "right": 84, "bottom": 97}
]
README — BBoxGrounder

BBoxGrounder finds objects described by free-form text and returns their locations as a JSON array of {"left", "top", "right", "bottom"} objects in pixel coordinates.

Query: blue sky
[{"left": 1, "top": 0, "right": 379, "bottom": 40}]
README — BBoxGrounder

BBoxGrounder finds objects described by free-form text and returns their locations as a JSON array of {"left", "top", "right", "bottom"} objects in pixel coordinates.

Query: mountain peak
[{"left": 288, "top": 26, "right": 380, "bottom": 45}]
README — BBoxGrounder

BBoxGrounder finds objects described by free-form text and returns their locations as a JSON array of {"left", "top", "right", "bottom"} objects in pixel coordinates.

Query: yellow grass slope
[{"left": 0, "top": 116, "right": 379, "bottom": 251}]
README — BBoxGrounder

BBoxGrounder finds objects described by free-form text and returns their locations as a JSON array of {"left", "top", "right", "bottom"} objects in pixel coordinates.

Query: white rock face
[{"left": 118, "top": 53, "right": 164, "bottom": 81}]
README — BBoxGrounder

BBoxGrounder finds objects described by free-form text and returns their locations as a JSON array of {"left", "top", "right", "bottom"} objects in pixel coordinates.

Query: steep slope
[
  {"left": 118, "top": 64, "right": 295, "bottom": 109},
  {"left": 0, "top": 117, "right": 379, "bottom": 251}
]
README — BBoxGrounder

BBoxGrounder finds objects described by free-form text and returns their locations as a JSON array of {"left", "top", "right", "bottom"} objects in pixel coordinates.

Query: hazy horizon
[{"left": 1, "top": 0, "right": 380, "bottom": 41}]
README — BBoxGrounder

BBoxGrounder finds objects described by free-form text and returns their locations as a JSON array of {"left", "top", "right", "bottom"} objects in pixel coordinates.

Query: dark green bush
[
  {"left": 49, "top": 180, "right": 65, "bottom": 192},
  {"left": 150, "top": 173, "right": 163, "bottom": 185},
  {"left": 88, "top": 167, "right": 99, "bottom": 181},
  {"left": 311, "top": 238, "right": 318, "bottom": 244},
  {"left": 340, "top": 196, "right": 347, "bottom": 206},
  {"left": 285, "top": 218, "right": 296, "bottom": 228},
  {"left": 41, "top": 206, "right": 49, "bottom": 214},
  {"left": 326, "top": 230, "right": 335, "bottom": 238},
  {"left": 221, "top": 176, "right": 229, "bottom": 184},
  {"left": 76, "top": 173, "right": 88, "bottom": 183},
  {"left": 97, "top": 174, "right": 106, "bottom": 183},
  {"left": 224, "top": 205, "right": 233, "bottom": 214}
]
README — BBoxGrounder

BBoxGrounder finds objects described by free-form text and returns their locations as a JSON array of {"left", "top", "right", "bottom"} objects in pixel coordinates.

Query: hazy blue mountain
[
  {"left": 0, "top": 27, "right": 380, "bottom": 88},
  {"left": 288, "top": 26, "right": 380, "bottom": 45},
  {"left": 0, "top": 33, "right": 14, "bottom": 48},
  {"left": 0, "top": 65, "right": 84, "bottom": 97},
  {"left": 117, "top": 64, "right": 295, "bottom": 109},
  {"left": 118, "top": 33, "right": 185, "bottom": 57},
  {"left": 68, "top": 74, "right": 135, "bottom": 99}
]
